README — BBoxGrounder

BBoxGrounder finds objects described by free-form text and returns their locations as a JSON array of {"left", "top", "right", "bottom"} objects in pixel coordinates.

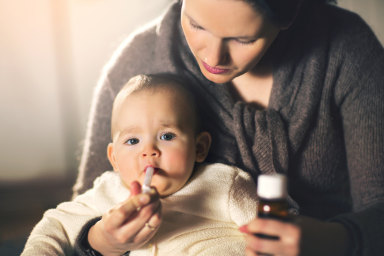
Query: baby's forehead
[
  {"left": 111, "top": 77, "right": 199, "bottom": 138},
  {"left": 128, "top": 82, "right": 192, "bottom": 105}
]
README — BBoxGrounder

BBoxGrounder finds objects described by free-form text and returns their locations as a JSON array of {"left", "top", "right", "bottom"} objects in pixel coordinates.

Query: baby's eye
[
  {"left": 160, "top": 133, "right": 176, "bottom": 141},
  {"left": 126, "top": 138, "right": 139, "bottom": 145}
]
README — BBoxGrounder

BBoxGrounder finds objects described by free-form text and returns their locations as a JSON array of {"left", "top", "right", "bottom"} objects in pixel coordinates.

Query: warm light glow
[
  {"left": 0, "top": 0, "right": 171, "bottom": 181},
  {"left": 263, "top": 205, "right": 271, "bottom": 212}
]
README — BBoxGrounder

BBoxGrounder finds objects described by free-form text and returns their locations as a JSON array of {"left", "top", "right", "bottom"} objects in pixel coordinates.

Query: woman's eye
[
  {"left": 189, "top": 20, "right": 203, "bottom": 30},
  {"left": 160, "top": 133, "right": 176, "bottom": 141},
  {"left": 235, "top": 39, "right": 255, "bottom": 45},
  {"left": 126, "top": 138, "right": 139, "bottom": 145}
]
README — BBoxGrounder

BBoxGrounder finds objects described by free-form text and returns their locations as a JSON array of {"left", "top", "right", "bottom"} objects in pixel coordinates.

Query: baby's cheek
[
  {"left": 120, "top": 173, "right": 134, "bottom": 187},
  {"left": 165, "top": 148, "right": 191, "bottom": 170},
  {"left": 119, "top": 168, "right": 141, "bottom": 187}
]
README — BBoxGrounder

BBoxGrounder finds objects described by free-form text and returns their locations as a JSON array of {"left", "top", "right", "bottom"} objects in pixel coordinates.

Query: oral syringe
[{"left": 142, "top": 167, "right": 154, "bottom": 194}]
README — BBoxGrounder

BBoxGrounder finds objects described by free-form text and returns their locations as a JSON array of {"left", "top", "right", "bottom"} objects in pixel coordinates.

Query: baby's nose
[{"left": 142, "top": 146, "right": 160, "bottom": 157}]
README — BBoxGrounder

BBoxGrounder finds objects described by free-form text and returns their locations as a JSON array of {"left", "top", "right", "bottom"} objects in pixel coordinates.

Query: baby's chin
[
  {"left": 158, "top": 184, "right": 187, "bottom": 198},
  {"left": 158, "top": 189, "right": 173, "bottom": 198}
]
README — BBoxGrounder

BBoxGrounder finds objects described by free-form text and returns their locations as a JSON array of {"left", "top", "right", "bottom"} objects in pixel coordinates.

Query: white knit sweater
[{"left": 22, "top": 163, "right": 258, "bottom": 256}]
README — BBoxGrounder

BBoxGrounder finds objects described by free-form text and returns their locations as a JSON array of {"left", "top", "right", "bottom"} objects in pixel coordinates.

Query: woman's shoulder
[
  {"left": 321, "top": 5, "right": 384, "bottom": 93},
  {"left": 289, "top": 3, "right": 384, "bottom": 91},
  {"left": 308, "top": 4, "right": 383, "bottom": 58},
  {"left": 291, "top": 3, "right": 380, "bottom": 52},
  {"left": 276, "top": 3, "right": 382, "bottom": 80},
  {"left": 102, "top": 1, "right": 184, "bottom": 92}
]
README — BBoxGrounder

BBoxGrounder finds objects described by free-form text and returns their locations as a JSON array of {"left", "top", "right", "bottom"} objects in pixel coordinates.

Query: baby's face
[{"left": 109, "top": 90, "right": 198, "bottom": 197}]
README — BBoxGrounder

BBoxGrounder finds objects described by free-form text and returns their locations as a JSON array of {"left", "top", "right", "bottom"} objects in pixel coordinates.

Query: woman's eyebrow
[
  {"left": 184, "top": 11, "right": 257, "bottom": 40},
  {"left": 184, "top": 12, "right": 202, "bottom": 26},
  {"left": 232, "top": 36, "right": 257, "bottom": 40}
]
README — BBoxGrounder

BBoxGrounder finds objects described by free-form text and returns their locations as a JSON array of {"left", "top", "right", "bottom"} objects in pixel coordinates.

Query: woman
[{"left": 73, "top": 0, "right": 384, "bottom": 255}]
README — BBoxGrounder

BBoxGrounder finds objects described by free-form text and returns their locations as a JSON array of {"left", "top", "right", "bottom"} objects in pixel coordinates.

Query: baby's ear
[
  {"left": 107, "top": 143, "right": 119, "bottom": 172},
  {"left": 195, "top": 131, "right": 211, "bottom": 162}
]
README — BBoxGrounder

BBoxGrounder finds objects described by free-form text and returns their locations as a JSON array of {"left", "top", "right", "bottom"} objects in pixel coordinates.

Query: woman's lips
[{"left": 202, "top": 61, "right": 230, "bottom": 74}]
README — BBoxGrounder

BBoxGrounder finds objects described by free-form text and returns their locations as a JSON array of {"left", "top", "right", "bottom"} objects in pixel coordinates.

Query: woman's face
[{"left": 181, "top": 0, "right": 281, "bottom": 84}]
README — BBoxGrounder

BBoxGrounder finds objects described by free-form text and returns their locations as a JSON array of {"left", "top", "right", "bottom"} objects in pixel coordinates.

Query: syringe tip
[{"left": 142, "top": 167, "right": 154, "bottom": 194}]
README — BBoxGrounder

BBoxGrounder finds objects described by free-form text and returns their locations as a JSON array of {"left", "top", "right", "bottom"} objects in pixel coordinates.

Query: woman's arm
[
  {"left": 73, "top": 71, "right": 116, "bottom": 198},
  {"left": 330, "top": 50, "right": 384, "bottom": 256},
  {"left": 242, "top": 17, "right": 384, "bottom": 255},
  {"left": 241, "top": 215, "right": 352, "bottom": 256}
]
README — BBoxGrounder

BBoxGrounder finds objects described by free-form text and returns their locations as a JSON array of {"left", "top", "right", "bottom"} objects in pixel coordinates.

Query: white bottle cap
[{"left": 257, "top": 174, "right": 287, "bottom": 199}]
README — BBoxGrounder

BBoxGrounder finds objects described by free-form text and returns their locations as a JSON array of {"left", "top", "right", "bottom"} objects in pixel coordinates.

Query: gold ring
[{"left": 145, "top": 222, "right": 156, "bottom": 231}]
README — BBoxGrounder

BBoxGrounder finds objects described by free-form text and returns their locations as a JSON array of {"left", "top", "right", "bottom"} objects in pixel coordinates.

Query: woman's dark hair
[
  {"left": 179, "top": 0, "right": 337, "bottom": 26},
  {"left": 243, "top": 0, "right": 337, "bottom": 26},
  {"left": 179, "top": 0, "right": 336, "bottom": 27}
]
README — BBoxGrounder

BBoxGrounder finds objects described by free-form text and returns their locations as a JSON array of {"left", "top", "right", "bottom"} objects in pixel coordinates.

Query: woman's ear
[
  {"left": 195, "top": 131, "right": 212, "bottom": 163},
  {"left": 107, "top": 143, "right": 119, "bottom": 172}
]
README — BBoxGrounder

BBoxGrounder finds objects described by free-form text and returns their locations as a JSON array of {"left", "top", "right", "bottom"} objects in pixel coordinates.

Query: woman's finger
[
  {"left": 121, "top": 200, "right": 162, "bottom": 244},
  {"left": 102, "top": 184, "right": 161, "bottom": 243},
  {"left": 107, "top": 184, "right": 160, "bottom": 229},
  {"left": 247, "top": 218, "right": 298, "bottom": 238},
  {"left": 129, "top": 181, "right": 142, "bottom": 197},
  {"left": 120, "top": 195, "right": 162, "bottom": 235},
  {"left": 111, "top": 199, "right": 162, "bottom": 245},
  {"left": 242, "top": 217, "right": 301, "bottom": 256},
  {"left": 245, "top": 246, "right": 259, "bottom": 256},
  {"left": 245, "top": 232, "right": 299, "bottom": 256},
  {"left": 105, "top": 193, "right": 151, "bottom": 229}
]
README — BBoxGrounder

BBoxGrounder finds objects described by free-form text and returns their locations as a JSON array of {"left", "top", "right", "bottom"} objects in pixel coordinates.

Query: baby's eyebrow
[
  {"left": 119, "top": 126, "right": 141, "bottom": 136},
  {"left": 159, "top": 121, "right": 178, "bottom": 128}
]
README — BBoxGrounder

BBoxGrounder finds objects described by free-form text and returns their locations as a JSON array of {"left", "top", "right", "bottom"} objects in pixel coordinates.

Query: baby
[{"left": 22, "top": 74, "right": 258, "bottom": 256}]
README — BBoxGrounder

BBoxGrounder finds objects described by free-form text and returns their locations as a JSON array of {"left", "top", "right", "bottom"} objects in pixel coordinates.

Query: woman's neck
[
  {"left": 229, "top": 59, "right": 274, "bottom": 110},
  {"left": 227, "top": 29, "right": 288, "bottom": 110}
]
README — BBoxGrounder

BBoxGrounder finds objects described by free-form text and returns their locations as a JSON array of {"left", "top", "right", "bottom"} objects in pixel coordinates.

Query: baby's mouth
[{"left": 144, "top": 167, "right": 160, "bottom": 175}]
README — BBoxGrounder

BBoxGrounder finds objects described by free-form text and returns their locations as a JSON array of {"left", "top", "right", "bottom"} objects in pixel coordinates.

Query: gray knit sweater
[{"left": 73, "top": 1, "right": 384, "bottom": 255}]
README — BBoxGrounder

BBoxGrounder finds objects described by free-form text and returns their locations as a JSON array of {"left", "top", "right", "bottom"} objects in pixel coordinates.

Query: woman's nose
[{"left": 205, "top": 38, "right": 227, "bottom": 67}]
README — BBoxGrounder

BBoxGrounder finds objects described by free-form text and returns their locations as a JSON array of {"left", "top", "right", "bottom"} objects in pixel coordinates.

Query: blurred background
[{"left": 0, "top": 0, "right": 383, "bottom": 255}]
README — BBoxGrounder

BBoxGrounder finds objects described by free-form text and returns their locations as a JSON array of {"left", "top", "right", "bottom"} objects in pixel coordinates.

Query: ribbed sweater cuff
[
  {"left": 73, "top": 217, "right": 131, "bottom": 256},
  {"left": 328, "top": 216, "right": 363, "bottom": 256}
]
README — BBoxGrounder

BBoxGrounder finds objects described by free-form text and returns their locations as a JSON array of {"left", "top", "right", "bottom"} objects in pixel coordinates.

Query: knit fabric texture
[
  {"left": 22, "top": 163, "right": 257, "bottom": 256},
  {"left": 73, "top": 1, "right": 384, "bottom": 255}
]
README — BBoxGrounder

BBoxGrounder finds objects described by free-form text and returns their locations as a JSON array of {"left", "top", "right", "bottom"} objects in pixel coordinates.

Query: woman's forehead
[{"left": 182, "top": 0, "right": 265, "bottom": 38}]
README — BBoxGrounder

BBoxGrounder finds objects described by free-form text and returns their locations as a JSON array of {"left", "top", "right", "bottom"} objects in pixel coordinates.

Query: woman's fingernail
[
  {"left": 140, "top": 195, "right": 150, "bottom": 204},
  {"left": 239, "top": 225, "right": 249, "bottom": 233}
]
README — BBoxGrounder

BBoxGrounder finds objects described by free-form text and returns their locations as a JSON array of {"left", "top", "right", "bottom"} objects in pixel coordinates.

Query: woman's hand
[
  {"left": 88, "top": 181, "right": 162, "bottom": 256},
  {"left": 240, "top": 215, "right": 351, "bottom": 256}
]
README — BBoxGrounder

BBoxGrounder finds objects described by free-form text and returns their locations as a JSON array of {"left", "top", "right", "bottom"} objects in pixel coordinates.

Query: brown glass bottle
[
  {"left": 257, "top": 198, "right": 288, "bottom": 220},
  {"left": 257, "top": 174, "right": 288, "bottom": 219},
  {"left": 255, "top": 174, "right": 288, "bottom": 255}
]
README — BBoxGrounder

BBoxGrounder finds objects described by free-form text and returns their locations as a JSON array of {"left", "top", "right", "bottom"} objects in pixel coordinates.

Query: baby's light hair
[{"left": 111, "top": 74, "right": 201, "bottom": 140}]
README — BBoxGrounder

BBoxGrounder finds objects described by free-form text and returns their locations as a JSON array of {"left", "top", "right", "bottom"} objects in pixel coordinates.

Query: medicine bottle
[
  {"left": 257, "top": 174, "right": 288, "bottom": 221},
  {"left": 255, "top": 174, "right": 289, "bottom": 255}
]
